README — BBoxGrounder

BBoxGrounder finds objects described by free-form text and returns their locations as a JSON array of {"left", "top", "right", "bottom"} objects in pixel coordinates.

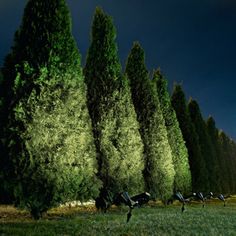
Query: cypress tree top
[
  {"left": 125, "top": 42, "right": 156, "bottom": 123},
  {"left": 206, "top": 116, "right": 217, "bottom": 137},
  {"left": 125, "top": 42, "right": 148, "bottom": 84},
  {"left": 84, "top": 7, "right": 121, "bottom": 94},
  {"left": 153, "top": 69, "right": 171, "bottom": 123},
  {"left": 3, "top": 0, "right": 81, "bottom": 76},
  {"left": 171, "top": 84, "right": 187, "bottom": 121},
  {"left": 1, "top": 0, "right": 82, "bottom": 114}
]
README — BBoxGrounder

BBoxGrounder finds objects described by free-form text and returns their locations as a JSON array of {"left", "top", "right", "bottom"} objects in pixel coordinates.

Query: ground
[{"left": 1, "top": 197, "right": 236, "bottom": 235}]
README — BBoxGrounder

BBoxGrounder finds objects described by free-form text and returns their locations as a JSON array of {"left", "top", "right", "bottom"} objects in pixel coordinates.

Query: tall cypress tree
[
  {"left": 125, "top": 42, "right": 175, "bottom": 200},
  {"left": 1, "top": 0, "right": 100, "bottom": 218},
  {"left": 206, "top": 116, "right": 222, "bottom": 193},
  {"left": 171, "top": 85, "right": 208, "bottom": 192},
  {"left": 84, "top": 8, "right": 144, "bottom": 209},
  {"left": 188, "top": 99, "right": 217, "bottom": 192},
  {"left": 218, "top": 131, "right": 235, "bottom": 193},
  {"left": 228, "top": 139, "right": 236, "bottom": 193},
  {"left": 154, "top": 70, "right": 191, "bottom": 194},
  {"left": 0, "top": 69, "right": 3, "bottom": 89},
  {"left": 0, "top": 68, "right": 6, "bottom": 203}
]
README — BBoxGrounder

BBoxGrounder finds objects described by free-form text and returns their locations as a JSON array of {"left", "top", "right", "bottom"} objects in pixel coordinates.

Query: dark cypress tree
[
  {"left": 228, "top": 139, "right": 236, "bottom": 193},
  {"left": 154, "top": 70, "right": 191, "bottom": 194},
  {"left": 1, "top": 0, "right": 100, "bottom": 218},
  {"left": 218, "top": 131, "right": 235, "bottom": 193},
  {"left": 206, "top": 116, "right": 222, "bottom": 193},
  {"left": 0, "top": 68, "right": 9, "bottom": 203},
  {"left": 84, "top": 8, "right": 144, "bottom": 208},
  {"left": 0, "top": 69, "right": 3, "bottom": 86},
  {"left": 188, "top": 99, "right": 217, "bottom": 193},
  {"left": 125, "top": 42, "right": 175, "bottom": 200},
  {"left": 171, "top": 85, "right": 208, "bottom": 192}
]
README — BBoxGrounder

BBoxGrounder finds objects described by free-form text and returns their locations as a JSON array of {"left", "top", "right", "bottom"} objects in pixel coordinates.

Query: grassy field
[{"left": 1, "top": 198, "right": 236, "bottom": 236}]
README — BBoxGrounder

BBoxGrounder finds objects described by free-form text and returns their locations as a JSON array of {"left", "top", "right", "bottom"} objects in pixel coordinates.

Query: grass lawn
[{"left": 1, "top": 197, "right": 236, "bottom": 236}]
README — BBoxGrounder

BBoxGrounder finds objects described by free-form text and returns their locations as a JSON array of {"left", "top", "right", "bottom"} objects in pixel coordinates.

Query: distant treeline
[{"left": 0, "top": 0, "right": 235, "bottom": 219}]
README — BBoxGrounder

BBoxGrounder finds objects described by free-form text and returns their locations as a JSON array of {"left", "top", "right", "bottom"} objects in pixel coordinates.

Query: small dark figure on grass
[
  {"left": 115, "top": 192, "right": 151, "bottom": 222},
  {"left": 217, "top": 194, "right": 226, "bottom": 207},
  {"left": 173, "top": 192, "right": 188, "bottom": 212},
  {"left": 194, "top": 192, "right": 213, "bottom": 208}
]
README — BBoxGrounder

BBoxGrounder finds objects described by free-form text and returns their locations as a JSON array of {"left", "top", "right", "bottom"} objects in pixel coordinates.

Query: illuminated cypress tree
[
  {"left": 1, "top": 0, "right": 100, "bottom": 218},
  {"left": 125, "top": 42, "right": 175, "bottom": 200},
  {"left": 188, "top": 99, "right": 217, "bottom": 192},
  {"left": 171, "top": 85, "right": 208, "bottom": 192},
  {"left": 154, "top": 70, "right": 191, "bottom": 194},
  {"left": 84, "top": 8, "right": 144, "bottom": 208}
]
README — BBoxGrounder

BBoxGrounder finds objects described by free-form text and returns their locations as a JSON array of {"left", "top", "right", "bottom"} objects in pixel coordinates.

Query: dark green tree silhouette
[
  {"left": 84, "top": 8, "right": 144, "bottom": 209},
  {"left": 206, "top": 116, "right": 222, "bottom": 193},
  {"left": 1, "top": 0, "right": 100, "bottom": 218},
  {"left": 171, "top": 85, "right": 208, "bottom": 192},
  {"left": 228, "top": 138, "right": 236, "bottom": 193},
  {"left": 125, "top": 42, "right": 175, "bottom": 200},
  {"left": 154, "top": 70, "right": 191, "bottom": 194},
  {"left": 218, "top": 131, "right": 235, "bottom": 193},
  {"left": 188, "top": 99, "right": 217, "bottom": 192},
  {"left": 0, "top": 68, "right": 9, "bottom": 203}
]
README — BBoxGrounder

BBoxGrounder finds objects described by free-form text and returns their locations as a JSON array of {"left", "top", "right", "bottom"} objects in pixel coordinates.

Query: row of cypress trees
[
  {"left": 171, "top": 86, "right": 236, "bottom": 194},
  {"left": 0, "top": 0, "right": 235, "bottom": 218}
]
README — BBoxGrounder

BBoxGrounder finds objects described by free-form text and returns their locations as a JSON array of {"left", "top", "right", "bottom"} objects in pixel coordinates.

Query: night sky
[{"left": 1, "top": 0, "right": 236, "bottom": 139}]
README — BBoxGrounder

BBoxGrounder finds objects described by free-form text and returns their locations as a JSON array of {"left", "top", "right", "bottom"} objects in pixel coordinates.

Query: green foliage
[
  {"left": 154, "top": 70, "right": 191, "bottom": 194},
  {"left": 125, "top": 42, "right": 175, "bottom": 200},
  {"left": 1, "top": 0, "right": 82, "bottom": 107},
  {"left": 9, "top": 73, "right": 101, "bottom": 219},
  {"left": 97, "top": 82, "right": 144, "bottom": 195},
  {"left": 84, "top": 7, "right": 121, "bottom": 106},
  {"left": 84, "top": 8, "right": 144, "bottom": 205},
  {"left": 12, "top": 0, "right": 81, "bottom": 72},
  {"left": 171, "top": 85, "right": 208, "bottom": 192},
  {"left": 206, "top": 116, "right": 222, "bottom": 193},
  {"left": 1, "top": 0, "right": 83, "bottom": 146},
  {"left": 1, "top": 0, "right": 100, "bottom": 217},
  {"left": 188, "top": 99, "right": 218, "bottom": 192},
  {"left": 218, "top": 131, "right": 236, "bottom": 193},
  {"left": 1, "top": 0, "right": 235, "bottom": 214}
]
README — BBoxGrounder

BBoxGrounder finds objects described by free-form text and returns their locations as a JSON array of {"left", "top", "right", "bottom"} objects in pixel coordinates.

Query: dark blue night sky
[{"left": 1, "top": 0, "right": 236, "bottom": 139}]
